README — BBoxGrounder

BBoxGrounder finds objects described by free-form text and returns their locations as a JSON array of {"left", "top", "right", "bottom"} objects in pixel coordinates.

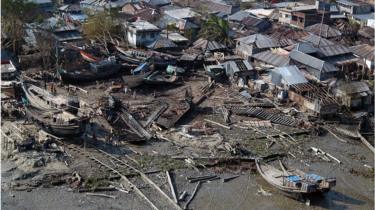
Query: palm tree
[{"left": 199, "top": 15, "right": 232, "bottom": 46}]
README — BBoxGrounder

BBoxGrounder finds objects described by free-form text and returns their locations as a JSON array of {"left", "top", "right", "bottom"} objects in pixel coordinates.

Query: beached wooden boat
[
  {"left": 116, "top": 47, "right": 177, "bottom": 68},
  {"left": 256, "top": 159, "right": 336, "bottom": 199},
  {"left": 156, "top": 99, "right": 191, "bottom": 129},
  {"left": 143, "top": 71, "right": 179, "bottom": 85},
  {"left": 22, "top": 81, "right": 79, "bottom": 113},
  {"left": 80, "top": 50, "right": 99, "bottom": 63},
  {"left": 122, "top": 71, "right": 152, "bottom": 88},
  {"left": 58, "top": 57, "right": 121, "bottom": 83},
  {"left": 116, "top": 47, "right": 149, "bottom": 64},
  {"left": 25, "top": 106, "right": 87, "bottom": 136}
]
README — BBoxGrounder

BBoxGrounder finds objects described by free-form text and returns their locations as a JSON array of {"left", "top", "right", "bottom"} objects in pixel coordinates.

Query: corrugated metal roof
[
  {"left": 300, "top": 33, "right": 335, "bottom": 47},
  {"left": 192, "top": 38, "right": 227, "bottom": 52},
  {"left": 272, "top": 65, "right": 308, "bottom": 85},
  {"left": 165, "top": 8, "right": 200, "bottom": 19},
  {"left": 251, "top": 50, "right": 290, "bottom": 67},
  {"left": 228, "top": 11, "right": 251, "bottom": 22},
  {"left": 350, "top": 44, "right": 375, "bottom": 60},
  {"left": 289, "top": 50, "right": 338, "bottom": 73},
  {"left": 236, "top": 34, "right": 280, "bottom": 49},
  {"left": 147, "top": 37, "right": 177, "bottom": 49},
  {"left": 318, "top": 45, "right": 351, "bottom": 57},
  {"left": 305, "top": 23, "right": 342, "bottom": 38},
  {"left": 294, "top": 42, "right": 318, "bottom": 54}
]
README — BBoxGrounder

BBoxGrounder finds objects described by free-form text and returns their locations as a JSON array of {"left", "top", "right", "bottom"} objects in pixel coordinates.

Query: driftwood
[
  {"left": 204, "top": 119, "right": 231, "bottom": 130},
  {"left": 85, "top": 193, "right": 116, "bottom": 199},
  {"left": 310, "top": 147, "right": 341, "bottom": 164},
  {"left": 166, "top": 170, "right": 178, "bottom": 204},
  {"left": 184, "top": 181, "right": 201, "bottom": 210},
  {"left": 222, "top": 175, "right": 240, "bottom": 183},
  {"left": 68, "top": 84, "right": 88, "bottom": 94},
  {"left": 357, "top": 131, "right": 375, "bottom": 154},
  {"left": 178, "top": 191, "right": 187, "bottom": 201},
  {"left": 78, "top": 187, "right": 117, "bottom": 193},
  {"left": 325, "top": 127, "right": 347, "bottom": 143},
  {"left": 188, "top": 175, "right": 217, "bottom": 183}
]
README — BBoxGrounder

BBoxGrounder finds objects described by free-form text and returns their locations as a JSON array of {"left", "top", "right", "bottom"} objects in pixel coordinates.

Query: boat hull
[
  {"left": 25, "top": 106, "right": 86, "bottom": 137},
  {"left": 58, "top": 64, "right": 121, "bottom": 83}
]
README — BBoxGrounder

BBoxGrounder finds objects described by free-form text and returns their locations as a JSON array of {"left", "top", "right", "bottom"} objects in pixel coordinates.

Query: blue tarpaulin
[
  {"left": 305, "top": 174, "right": 323, "bottom": 181},
  {"left": 286, "top": 175, "right": 302, "bottom": 183}
]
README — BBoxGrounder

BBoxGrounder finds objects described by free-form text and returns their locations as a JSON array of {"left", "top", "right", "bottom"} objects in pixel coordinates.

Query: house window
[
  {"left": 150, "top": 33, "right": 155, "bottom": 38},
  {"left": 141, "top": 33, "right": 146, "bottom": 38},
  {"left": 285, "top": 14, "right": 289, "bottom": 18}
]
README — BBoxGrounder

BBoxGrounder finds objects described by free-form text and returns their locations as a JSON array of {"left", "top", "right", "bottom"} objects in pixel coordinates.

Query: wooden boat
[
  {"left": 80, "top": 50, "right": 99, "bottom": 63},
  {"left": 122, "top": 71, "right": 152, "bottom": 88},
  {"left": 116, "top": 47, "right": 149, "bottom": 64},
  {"left": 116, "top": 47, "right": 177, "bottom": 68},
  {"left": 256, "top": 159, "right": 336, "bottom": 199},
  {"left": 58, "top": 57, "right": 121, "bottom": 83},
  {"left": 156, "top": 99, "right": 191, "bottom": 129},
  {"left": 131, "top": 62, "right": 150, "bottom": 75},
  {"left": 143, "top": 71, "right": 179, "bottom": 85},
  {"left": 22, "top": 81, "right": 79, "bottom": 113},
  {"left": 25, "top": 105, "right": 87, "bottom": 136}
]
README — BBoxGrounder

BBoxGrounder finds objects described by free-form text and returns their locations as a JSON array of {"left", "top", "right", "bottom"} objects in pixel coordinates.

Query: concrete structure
[
  {"left": 125, "top": 20, "right": 161, "bottom": 47},
  {"left": 278, "top": 5, "right": 329, "bottom": 29},
  {"left": 336, "top": 0, "right": 373, "bottom": 15}
]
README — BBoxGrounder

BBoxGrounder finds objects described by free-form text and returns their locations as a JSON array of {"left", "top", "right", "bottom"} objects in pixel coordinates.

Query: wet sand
[{"left": 2, "top": 134, "right": 373, "bottom": 210}]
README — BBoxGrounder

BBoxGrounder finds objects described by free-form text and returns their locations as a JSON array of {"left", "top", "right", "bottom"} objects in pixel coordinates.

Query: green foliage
[
  {"left": 199, "top": 15, "right": 232, "bottom": 45},
  {"left": 1, "top": 0, "right": 38, "bottom": 52},
  {"left": 82, "top": 10, "right": 122, "bottom": 42}
]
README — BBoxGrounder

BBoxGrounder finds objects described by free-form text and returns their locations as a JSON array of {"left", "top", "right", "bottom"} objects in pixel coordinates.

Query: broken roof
[
  {"left": 164, "top": 8, "right": 200, "bottom": 19},
  {"left": 335, "top": 81, "right": 370, "bottom": 95},
  {"left": 251, "top": 50, "right": 290, "bottom": 67},
  {"left": 236, "top": 34, "right": 280, "bottom": 49},
  {"left": 350, "top": 44, "right": 375, "bottom": 61},
  {"left": 272, "top": 65, "right": 308, "bottom": 85},
  {"left": 305, "top": 23, "right": 342, "bottom": 38},
  {"left": 289, "top": 50, "right": 338, "bottom": 73}
]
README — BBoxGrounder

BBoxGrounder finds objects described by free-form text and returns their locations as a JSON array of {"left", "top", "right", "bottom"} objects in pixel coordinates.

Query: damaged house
[
  {"left": 332, "top": 81, "right": 373, "bottom": 109},
  {"left": 289, "top": 49, "right": 339, "bottom": 81},
  {"left": 350, "top": 44, "right": 374, "bottom": 70},
  {"left": 235, "top": 34, "right": 280, "bottom": 60},
  {"left": 222, "top": 58, "right": 257, "bottom": 85}
]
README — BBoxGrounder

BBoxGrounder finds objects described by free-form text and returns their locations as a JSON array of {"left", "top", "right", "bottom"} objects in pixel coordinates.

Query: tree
[
  {"left": 82, "top": 10, "right": 123, "bottom": 51},
  {"left": 2, "top": 0, "right": 37, "bottom": 53},
  {"left": 199, "top": 15, "right": 232, "bottom": 46},
  {"left": 35, "top": 31, "right": 56, "bottom": 70}
]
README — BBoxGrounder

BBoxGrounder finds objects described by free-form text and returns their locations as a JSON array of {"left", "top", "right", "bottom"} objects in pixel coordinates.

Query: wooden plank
[{"left": 166, "top": 170, "right": 178, "bottom": 204}]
